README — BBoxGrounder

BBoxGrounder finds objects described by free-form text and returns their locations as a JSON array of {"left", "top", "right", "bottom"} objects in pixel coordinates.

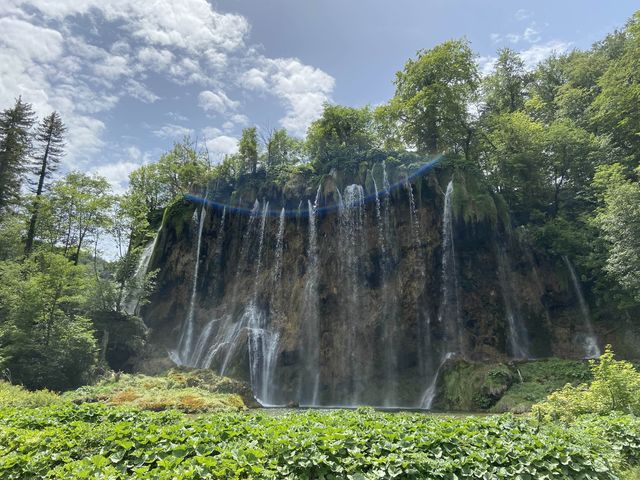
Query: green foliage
[
  {"left": 0, "top": 97, "right": 35, "bottom": 212},
  {"left": 389, "top": 39, "right": 478, "bottom": 154},
  {"left": 65, "top": 371, "right": 245, "bottom": 413},
  {"left": 451, "top": 170, "right": 499, "bottom": 225},
  {"left": 533, "top": 346, "right": 640, "bottom": 422},
  {"left": 592, "top": 163, "right": 640, "bottom": 301},
  {"left": 0, "top": 252, "right": 98, "bottom": 390},
  {"left": 307, "top": 104, "right": 375, "bottom": 176},
  {"left": 0, "top": 403, "right": 637, "bottom": 478},
  {"left": 0, "top": 381, "right": 62, "bottom": 408},
  {"left": 438, "top": 358, "right": 591, "bottom": 413},
  {"left": 483, "top": 48, "right": 529, "bottom": 114}
]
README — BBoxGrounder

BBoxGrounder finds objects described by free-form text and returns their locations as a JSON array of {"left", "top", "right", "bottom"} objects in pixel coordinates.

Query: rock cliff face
[{"left": 139, "top": 166, "right": 635, "bottom": 408}]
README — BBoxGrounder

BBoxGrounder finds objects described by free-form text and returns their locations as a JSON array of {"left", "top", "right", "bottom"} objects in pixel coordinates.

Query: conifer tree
[
  {"left": 25, "top": 112, "right": 66, "bottom": 255},
  {"left": 0, "top": 97, "right": 35, "bottom": 212}
]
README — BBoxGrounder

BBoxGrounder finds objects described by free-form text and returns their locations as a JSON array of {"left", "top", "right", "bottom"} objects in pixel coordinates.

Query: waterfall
[
  {"left": 299, "top": 198, "right": 321, "bottom": 405},
  {"left": 187, "top": 206, "right": 226, "bottom": 368},
  {"left": 496, "top": 246, "right": 530, "bottom": 359},
  {"left": 563, "top": 256, "right": 601, "bottom": 359},
  {"left": 247, "top": 201, "right": 282, "bottom": 406},
  {"left": 123, "top": 231, "right": 159, "bottom": 316},
  {"left": 379, "top": 162, "right": 399, "bottom": 406},
  {"left": 340, "top": 184, "right": 367, "bottom": 404},
  {"left": 439, "top": 180, "right": 463, "bottom": 355},
  {"left": 273, "top": 207, "right": 286, "bottom": 283},
  {"left": 219, "top": 201, "right": 261, "bottom": 375},
  {"left": 421, "top": 352, "right": 455, "bottom": 409},
  {"left": 406, "top": 180, "right": 431, "bottom": 377},
  {"left": 175, "top": 204, "right": 207, "bottom": 365},
  {"left": 371, "top": 171, "right": 385, "bottom": 257}
]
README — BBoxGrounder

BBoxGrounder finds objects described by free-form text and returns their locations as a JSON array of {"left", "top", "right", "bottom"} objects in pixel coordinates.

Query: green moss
[
  {"left": 160, "top": 198, "right": 197, "bottom": 239},
  {"left": 438, "top": 358, "right": 592, "bottom": 413},
  {"left": 451, "top": 170, "right": 499, "bottom": 225},
  {"left": 437, "top": 361, "right": 513, "bottom": 411}
]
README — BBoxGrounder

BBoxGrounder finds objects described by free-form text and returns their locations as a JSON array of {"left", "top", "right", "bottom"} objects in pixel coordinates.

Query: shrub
[{"left": 533, "top": 345, "right": 640, "bottom": 421}]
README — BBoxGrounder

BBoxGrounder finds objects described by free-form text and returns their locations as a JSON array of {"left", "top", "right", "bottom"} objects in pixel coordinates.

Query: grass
[
  {"left": 64, "top": 369, "right": 247, "bottom": 413},
  {"left": 0, "top": 381, "right": 62, "bottom": 408}
]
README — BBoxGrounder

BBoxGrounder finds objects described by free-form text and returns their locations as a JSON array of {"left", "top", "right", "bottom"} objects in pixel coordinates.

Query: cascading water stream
[
  {"left": 299, "top": 198, "right": 321, "bottom": 405},
  {"left": 340, "top": 184, "right": 366, "bottom": 404},
  {"left": 421, "top": 352, "right": 455, "bottom": 409},
  {"left": 496, "top": 246, "right": 531, "bottom": 359},
  {"left": 219, "top": 201, "right": 261, "bottom": 375},
  {"left": 175, "top": 204, "right": 207, "bottom": 365},
  {"left": 563, "top": 256, "right": 601, "bottom": 359},
  {"left": 123, "top": 230, "right": 160, "bottom": 316},
  {"left": 439, "top": 180, "right": 463, "bottom": 356},
  {"left": 273, "top": 207, "right": 286, "bottom": 283},
  {"left": 405, "top": 180, "right": 431, "bottom": 380},
  {"left": 190, "top": 206, "right": 226, "bottom": 368},
  {"left": 247, "top": 201, "right": 282, "bottom": 406}
]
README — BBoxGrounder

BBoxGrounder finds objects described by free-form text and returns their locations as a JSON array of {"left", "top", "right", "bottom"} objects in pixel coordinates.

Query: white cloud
[
  {"left": 515, "top": 9, "right": 532, "bottom": 21},
  {"left": 92, "top": 160, "right": 140, "bottom": 193},
  {"left": 202, "top": 126, "right": 222, "bottom": 137},
  {"left": 520, "top": 40, "right": 572, "bottom": 68},
  {"left": 0, "top": 17, "right": 63, "bottom": 62},
  {"left": 198, "top": 90, "right": 239, "bottom": 114},
  {"left": 205, "top": 135, "right": 238, "bottom": 158},
  {"left": 523, "top": 27, "right": 541, "bottom": 43},
  {"left": 230, "top": 113, "right": 249, "bottom": 126},
  {"left": 491, "top": 22, "right": 541, "bottom": 46},
  {"left": 242, "top": 57, "right": 335, "bottom": 136},
  {"left": 153, "top": 123, "right": 194, "bottom": 139},
  {"left": 477, "top": 56, "right": 497, "bottom": 77},
  {"left": 1, "top": 0, "right": 334, "bottom": 176}
]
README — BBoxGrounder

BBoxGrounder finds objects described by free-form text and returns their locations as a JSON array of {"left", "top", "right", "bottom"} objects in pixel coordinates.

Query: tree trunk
[{"left": 25, "top": 135, "right": 52, "bottom": 255}]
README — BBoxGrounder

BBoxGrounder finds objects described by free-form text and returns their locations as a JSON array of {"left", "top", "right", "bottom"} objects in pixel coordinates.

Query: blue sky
[{"left": 0, "top": 0, "right": 637, "bottom": 192}]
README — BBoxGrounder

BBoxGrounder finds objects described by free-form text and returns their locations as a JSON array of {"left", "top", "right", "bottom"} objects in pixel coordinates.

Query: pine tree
[
  {"left": 0, "top": 97, "right": 35, "bottom": 212},
  {"left": 25, "top": 112, "right": 66, "bottom": 255}
]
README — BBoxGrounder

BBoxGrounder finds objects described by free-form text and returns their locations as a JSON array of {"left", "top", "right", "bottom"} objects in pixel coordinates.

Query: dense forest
[{"left": 1, "top": 11, "right": 639, "bottom": 396}]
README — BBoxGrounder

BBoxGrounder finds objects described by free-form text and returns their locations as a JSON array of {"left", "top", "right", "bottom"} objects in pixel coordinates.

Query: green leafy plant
[{"left": 533, "top": 345, "right": 640, "bottom": 421}]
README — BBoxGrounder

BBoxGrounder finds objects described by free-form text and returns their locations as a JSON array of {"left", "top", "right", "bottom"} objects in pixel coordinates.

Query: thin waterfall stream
[{"left": 563, "top": 256, "right": 601, "bottom": 359}]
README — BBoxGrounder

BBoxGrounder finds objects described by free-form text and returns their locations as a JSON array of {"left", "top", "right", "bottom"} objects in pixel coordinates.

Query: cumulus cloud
[
  {"left": 242, "top": 57, "right": 335, "bottom": 136},
  {"left": 198, "top": 90, "right": 239, "bottom": 115},
  {"left": 1, "top": 0, "right": 334, "bottom": 179},
  {"left": 205, "top": 135, "right": 238, "bottom": 158},
  {"left": 520, "top": 40, "right": 572, "bottom": 68},
  {"left": 92, "top": 160, "right": 140, "bottom": 193},
  {"left": 153, "top": 123, "right": 194, "bottom": 139}
]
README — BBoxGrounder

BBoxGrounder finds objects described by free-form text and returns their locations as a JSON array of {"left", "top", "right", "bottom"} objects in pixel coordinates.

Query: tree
[
  {"left": 592, "top": 12, "right": 640, "bottom": 165},
  {"left": 386, "top": 39, "right": 479, "bottom": 155},
  {"left": 238, "top": 127, "right": 259, "bottom": 175},
  {"left": 49, "top": 172, "right": 113, "bottom": 264},
  {"left": 306, "top": 104, "right": 374, "bottom": 175},
  {"left": 264, "top": 128, "right": 304, "bottom": 169},
  {"left": 0, "top": 97, "right": 35, "bottom": 212},
  {"left": 155, "top": 138, "right": 210, "bottom": 199},
  {"left": 25, "top": 112, "right": 66, "bottom": 255},
  {"left": 0, "top": 252, "right": 97, "bottom": 390},
  {"left": 483, "top": 48, "right": 529, "bottom": 114},
  {"left": 542, "top": 119, "right": 602, "bottom": 217},
  {"left": 592, "top": 163, "right": 640, "bottom": 301},
  {"left": 480, "top": 111, "right": 546, "bottom": 220}
]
